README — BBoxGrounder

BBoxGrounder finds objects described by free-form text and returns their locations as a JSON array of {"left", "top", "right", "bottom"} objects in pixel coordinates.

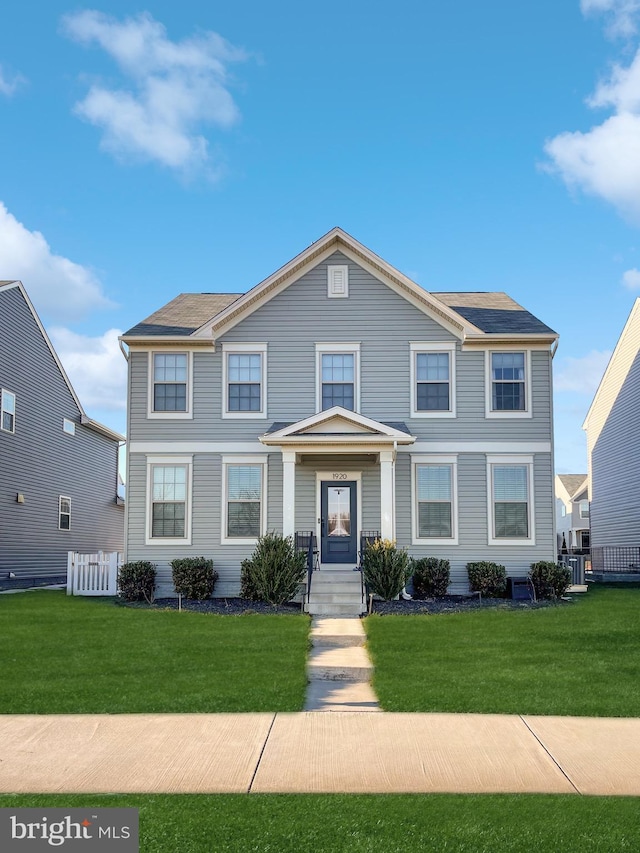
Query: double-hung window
[
  {"left": 149, "top": 353, "right": 191, "bottom": 417},
  {"left": 487, "top": 455, "right": 534, "bottom": 545},
  {"left": 486, "top": 351, "right": 530, "bottom": 417},
  {"left": 222, "top": 456, "right": 267, "bottom": 544},
  {"left": 579, "top": 500, "right": 589, "bottom": 519},
  {"left": 222, "top": 344, "right": 267, "bottom": 418},
  {"left": 1, "top": 389, "right": 16, "bottom": 433},
  {"left": 412, "top": 455, "right": 458, "bottom": 544},
  {"left": 146, "top": 456, "right": 192, "bottom": 544},
  {"left": 59, "top": 496, "right": 71, "bottom": 530},
  {"left": 316, "top": 343, "right": 360, "bottom": 412},
  {"left": 410, "top": 343, "right": 456, "bottom": 417}
]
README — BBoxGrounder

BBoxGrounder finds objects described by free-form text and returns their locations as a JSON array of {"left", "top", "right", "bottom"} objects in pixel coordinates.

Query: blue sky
[{"left": 2, "top": 0, "right": 640, "bottom": 474}]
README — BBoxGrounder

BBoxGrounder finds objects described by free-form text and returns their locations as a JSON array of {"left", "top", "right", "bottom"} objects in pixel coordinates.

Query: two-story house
[
  {"left": 120, "top": 228, "right": 558, "bottom": 605},
  {"left": 555, "top": 474, "right": 590, "bottom": 555},
  {"left": 0, "top": 280, "right": 125, "bottom": 584}
]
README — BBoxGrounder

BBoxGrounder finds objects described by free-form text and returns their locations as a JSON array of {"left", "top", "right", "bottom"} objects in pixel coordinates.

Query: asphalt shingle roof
[
  {"left": 124, "top": 293, "right": 242, "bottom": 336},
  {"left": 558, "top": 474, "right": 588, "bottom": 499},
  {"left": 432, "top": 292, "right": 557, "bottom": 335}
]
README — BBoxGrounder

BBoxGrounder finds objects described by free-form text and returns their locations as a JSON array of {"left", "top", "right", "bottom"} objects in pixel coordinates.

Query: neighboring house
[
  {"left": 555, "top": 474, "right": 590, "bottom": 554},
  {"left": 583, "top": 298, "right": 640, "bottom": 567},
  {"left": 120, "top": 228, "right": 559, "bottom": 602},
  {"left": 0, "top": 280, "right": 125, "bottom": 580}
]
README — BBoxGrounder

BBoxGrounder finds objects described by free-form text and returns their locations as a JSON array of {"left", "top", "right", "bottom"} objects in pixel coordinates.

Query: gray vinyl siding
[
  {"left": 590, "top": 348, "right": 640, "bottom": 548},
  {"left": 0, "top": 286, "right": 123, "bottom": 578}
]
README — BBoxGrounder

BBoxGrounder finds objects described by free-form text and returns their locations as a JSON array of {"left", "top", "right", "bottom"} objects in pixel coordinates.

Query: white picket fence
[{"left": 67, "top": 551, "right": 122, "bottom": 596}]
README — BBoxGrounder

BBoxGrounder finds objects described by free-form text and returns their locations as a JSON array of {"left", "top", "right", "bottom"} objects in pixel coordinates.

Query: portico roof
[{"left": 259, "top": 407, "right": 416, "bottom": 448}]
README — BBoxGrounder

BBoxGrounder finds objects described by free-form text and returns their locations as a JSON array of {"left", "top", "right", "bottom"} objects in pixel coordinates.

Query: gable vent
[{"left": 327, "top": 264, "right": 349, "bottom": 298}]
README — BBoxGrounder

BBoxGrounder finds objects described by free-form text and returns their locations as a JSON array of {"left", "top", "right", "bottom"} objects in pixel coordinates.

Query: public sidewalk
[{"left": 1, "top": 712, "right": 639, "bottom": 796}]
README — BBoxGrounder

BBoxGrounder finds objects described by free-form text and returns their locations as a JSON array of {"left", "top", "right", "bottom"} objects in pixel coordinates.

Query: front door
[{"left": 320, "top": 480, "right": 358, "bottom": 564}]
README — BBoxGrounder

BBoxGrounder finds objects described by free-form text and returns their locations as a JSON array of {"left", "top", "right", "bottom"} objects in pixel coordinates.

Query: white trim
[
  {"left": 409, "top": 341, "right": 457, "bottom": 418},
  {"left": 315, "top": 470, "right": 362, "bottom": 563},
  {"left": 58, "top": 495, "right": 71, "bottom": 531},
  {"left": 145, "top": 455, "right": 193, "bottom": 545},
  {"left": 401, "top": 441, "right": 551, "bottom": 453},
  {"left": 221, "top": 454, "right": 268, "bottom": 546},
  {"left": 221, "top": 342, "right": 268, "bottom": 420},
  {"left": 130, "top": 441, "right": 266, "bottom": 454},
  {"left": 315, "top": 343, "right": 361, "bottom": 414},
  {"left": 486, "top": 454, "right": 535, "bottom": 546},
  {"left": 327, "top": 264, "right": 349, "bottom": 298},
  {"left": 262, "top": 405, "right": 412, "bottom": 441},
  {"left": 147, "top": 351, "right": 193, "bottom": 420},
  {"left": 485, "top": 350, "right": 532, "bottom": 419},
  {"left": 63, "top": 418, "right": 76, "bottom": 435},
  {"left": 411, "top": 454, "right": 459, "bottom": 545},
  {"left": 1, "top": 388, "right": 16, "bottom": 434}
]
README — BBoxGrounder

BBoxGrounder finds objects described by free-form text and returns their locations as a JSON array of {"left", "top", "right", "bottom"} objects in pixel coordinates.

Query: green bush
[
  {"left": 118, "top": 561, "right": 156, "bottom": 603},
  {"left": 240, "top": 533, "right": 307, "bottom": 605},
  {"left": 363, "top": 539, "right": 412, "bottom": 601},
  {"left": 529, "top": 561, "right": 571, "bottom": 600},
  {"left": 466, "top": 561, "right": 507, "bottom": 597},
  {"left": 171, "top": 557, "right": 218, "bottom": 600},
  {"left": 411, "top": 557, "right": 451, "bottom": 598}
]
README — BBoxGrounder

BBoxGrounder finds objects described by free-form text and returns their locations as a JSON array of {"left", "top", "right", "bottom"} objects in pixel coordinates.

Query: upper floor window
[
  {"left": 410, "top": 343, "right": 456, "bottom": 417},
  {"left": 486, "top": 351, "right": 531, "bottom": 418},
  {"left": 412, "top": 455, "right": 458, "bottom": 544},
  {"left": 316, "top": 343, "right": 360, "bottom": 412},
  {"left": 146, "top": 456, "right": 192, "bottom": 544},
  {"left": 222, "top": 343, "right": 267, "bottom": 419},
  {"left": 149, "top": 352, "right": 192, "bottom": 419},
  {"left": 579, "top": 500, "right": 589, "bottom": 519},
  {"left": 63, "top": 418, "right": 76, "bottom": 435},
  {"left": 59, "top": 496, "right": 71, "bottom": 530},
  {"left": 1, "top": 389, "right": 16, "bottom": 433},
  {"left": 487, "top": 455, "right": 534, "bottom": 545}
]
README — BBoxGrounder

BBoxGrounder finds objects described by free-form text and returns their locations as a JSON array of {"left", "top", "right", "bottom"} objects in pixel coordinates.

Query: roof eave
[
  {"left": 80, "top": 415, "right": 126, "bottom": 443},
  {"left": 119, "top": 334, "right": 213, "bottom": 347}
]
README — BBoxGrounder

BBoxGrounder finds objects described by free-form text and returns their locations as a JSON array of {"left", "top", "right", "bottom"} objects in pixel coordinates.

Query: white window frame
[
  {"left": 410, "top": 342, "right": 456, "bottom": 418},
  {"left": 327, "top": 264, "right": 349, "bottom": 298},
  {"left": 145, "top": 455, "right": 193, "bottom": 545},
  {"left": 58, "top": 495, "right": 71, "bottom": 531},
  {"left": 147, "top": 351, "right": 193, "bottom": 420},
  {"left": 486, "top": 454, "right": 535, "bottom": 546},
  {"left": 485, "top": 350, "right": 532, "bottom": 419},
  {"left": 315, "top": 342, "right": 361, "bottom": 413},
  {"left": 579, "top": 500, "right": 590, "bottom": 519},
  {"left": 63, "top": 418, "right": 76, "bottom": 435},
  {"left": 221, "top": 455, "right": 268, "bottom": 545},
  {"left": 411, "top": 454, "right": 458, "bottom": 545},
  {"left": 1, "top": 388, "right": 16, "bottom": 434},
  {"left": 222, "top": 343, "right": 267, "bottom": 419}
]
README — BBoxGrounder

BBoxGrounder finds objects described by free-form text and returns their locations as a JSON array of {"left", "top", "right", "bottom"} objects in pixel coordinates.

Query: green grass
[
  {"left": 1, "top": 794, "right": 638, "bottom": 852},
  {"left": 365, "top": 585, "right": 640, "bottom": 716},
  {"left": 0, "top": 591, "right": 309, "bottom": 713}
]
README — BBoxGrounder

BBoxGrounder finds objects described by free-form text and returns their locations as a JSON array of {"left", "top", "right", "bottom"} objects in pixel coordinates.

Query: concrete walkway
[{"left": 1, "top": 712, "right": 640, "bottom": 795}]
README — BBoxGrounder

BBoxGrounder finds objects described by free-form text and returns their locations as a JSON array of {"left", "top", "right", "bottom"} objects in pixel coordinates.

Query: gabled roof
[
  {"left": 557, "top": 474, "right": 588, "bottom": 500},
  {"left": 120, "top": 228, "right": 558, "bottom": 346},
  {"left": 0, "top": 280, "right": 125, "bottom": 443},
  {"left": 260, "top": 407, "right": 416, "bottom": 447}
]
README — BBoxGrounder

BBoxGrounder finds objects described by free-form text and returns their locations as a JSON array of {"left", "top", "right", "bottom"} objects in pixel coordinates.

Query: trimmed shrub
[
  {"left": 529, "top": 561, "right": 571, "bottom": 600},
  {"left": 362, "top": 539, "right": 412, "bottom": 601},
  {"left": 118, "top": 561, "right": 156, "bottom": 603},
  {"left": 171, "top": 557, "right": 218, "bottom": 600},
  {"left": 466, "top": 561, "right": 507, "bottom": 597},
  {"left": 412, "top": 557, "right": 451, "bottom": 598},
  {"left": 240, "top": 533, "right": 306, "bottom": 605}
]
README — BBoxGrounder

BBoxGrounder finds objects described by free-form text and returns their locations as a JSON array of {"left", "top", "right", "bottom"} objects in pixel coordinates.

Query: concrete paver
[{"left": 304, "top": 681, "right": 381, "bottom": 712}]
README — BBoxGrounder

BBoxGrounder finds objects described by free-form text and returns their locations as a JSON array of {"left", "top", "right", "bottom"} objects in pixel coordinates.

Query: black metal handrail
[{"left": 295, "top": 530, "right": 317, "bottom": 608}]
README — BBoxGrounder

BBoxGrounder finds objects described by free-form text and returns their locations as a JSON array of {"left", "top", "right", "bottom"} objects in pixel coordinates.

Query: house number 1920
[{"left": 332, "top": 473, "right": 348, "bottom": 480}]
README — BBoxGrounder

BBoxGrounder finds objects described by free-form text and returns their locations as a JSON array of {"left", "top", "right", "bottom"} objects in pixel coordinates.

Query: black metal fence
[{"left": 590, "top": 546, "right": 640, "bottom": 574}]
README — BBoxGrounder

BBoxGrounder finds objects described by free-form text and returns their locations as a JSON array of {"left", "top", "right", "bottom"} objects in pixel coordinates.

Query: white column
[
  {"left": 282, "top": 450, "right": 296, "bottom": 538},
  {"left": 380, "top": 449, "right": 395, "bottom": 540}
]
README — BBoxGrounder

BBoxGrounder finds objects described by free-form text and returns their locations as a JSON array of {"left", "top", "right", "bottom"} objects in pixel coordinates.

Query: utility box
[{"left": 506, "top": 577, "right": 534, "bottom": 600}]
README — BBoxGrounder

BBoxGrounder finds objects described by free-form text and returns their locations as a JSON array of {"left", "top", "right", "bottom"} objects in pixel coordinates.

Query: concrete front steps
[
  {"left": 305, "top": 567, "right": 365, "bottom": 616},
  {"left": 305, "top": 617, "right": 379, "bottom": 712}
]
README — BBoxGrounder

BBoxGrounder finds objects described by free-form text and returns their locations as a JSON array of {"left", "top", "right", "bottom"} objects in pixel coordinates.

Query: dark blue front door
[{"left": 320, "top": 480, "right": 358, "bottom": 564}]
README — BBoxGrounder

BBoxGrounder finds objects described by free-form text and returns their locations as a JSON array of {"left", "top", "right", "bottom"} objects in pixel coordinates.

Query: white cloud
[
  {"left": 0, "top": 201, "right": 113, "bottom": 322},
  {"left": 0, "top": 65, "right": 26, "bottom": 97},
  {"left": 61, "top": 10, "right": 247, "bottom": 173},
  {"left": 544, "top": 46, "right": 640, "bottom": 220},
  {"left": 622, "top": 267, "right": 640, "bottom": 288},
  {"left": 581, "top": 0, "right": 640, "bottom": 38},
  {"left": 48, "top": 327, "right": 127, "bottom": 412},
  {"left": 554, "top": 350, "right": 612, "bottom": 394}
]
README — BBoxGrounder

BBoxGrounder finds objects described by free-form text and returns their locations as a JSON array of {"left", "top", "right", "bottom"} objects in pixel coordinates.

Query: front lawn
[
  {"left": 0, "top": 591, "right": 309, "bottom": 713},
  {"left": 0, "top": 794, "right": 638, "bottom": 852},
  {"left": 365, "top": 585, "right": 640, "bottom": 716}
]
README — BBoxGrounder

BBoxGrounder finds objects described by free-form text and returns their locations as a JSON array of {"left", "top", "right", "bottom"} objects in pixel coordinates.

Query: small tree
[
  {"left": 412, "top": 557, "right": 450, "bottom": 598},
  {"left": 118, "top": 561, "right": 156, "bottom": 603},
  {"left": 171, "top": 557, "right": 218, "bottom": 600},
  {"left": 241, "top": 533, "right": 306, "bottom": 605},
  {"left": 362, "top": 539, "right": 411, "bottom": 601},
  {"left": 529, "top": 561, "right": 571, "bottom": 600},
  {"left": 466, "top": 561, "right": 507, "bottom": 597}
]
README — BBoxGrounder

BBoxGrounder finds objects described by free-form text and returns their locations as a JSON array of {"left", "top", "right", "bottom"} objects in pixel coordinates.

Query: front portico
[{"left": 260, "top": 407, "right": 416, "bottom": 561}]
